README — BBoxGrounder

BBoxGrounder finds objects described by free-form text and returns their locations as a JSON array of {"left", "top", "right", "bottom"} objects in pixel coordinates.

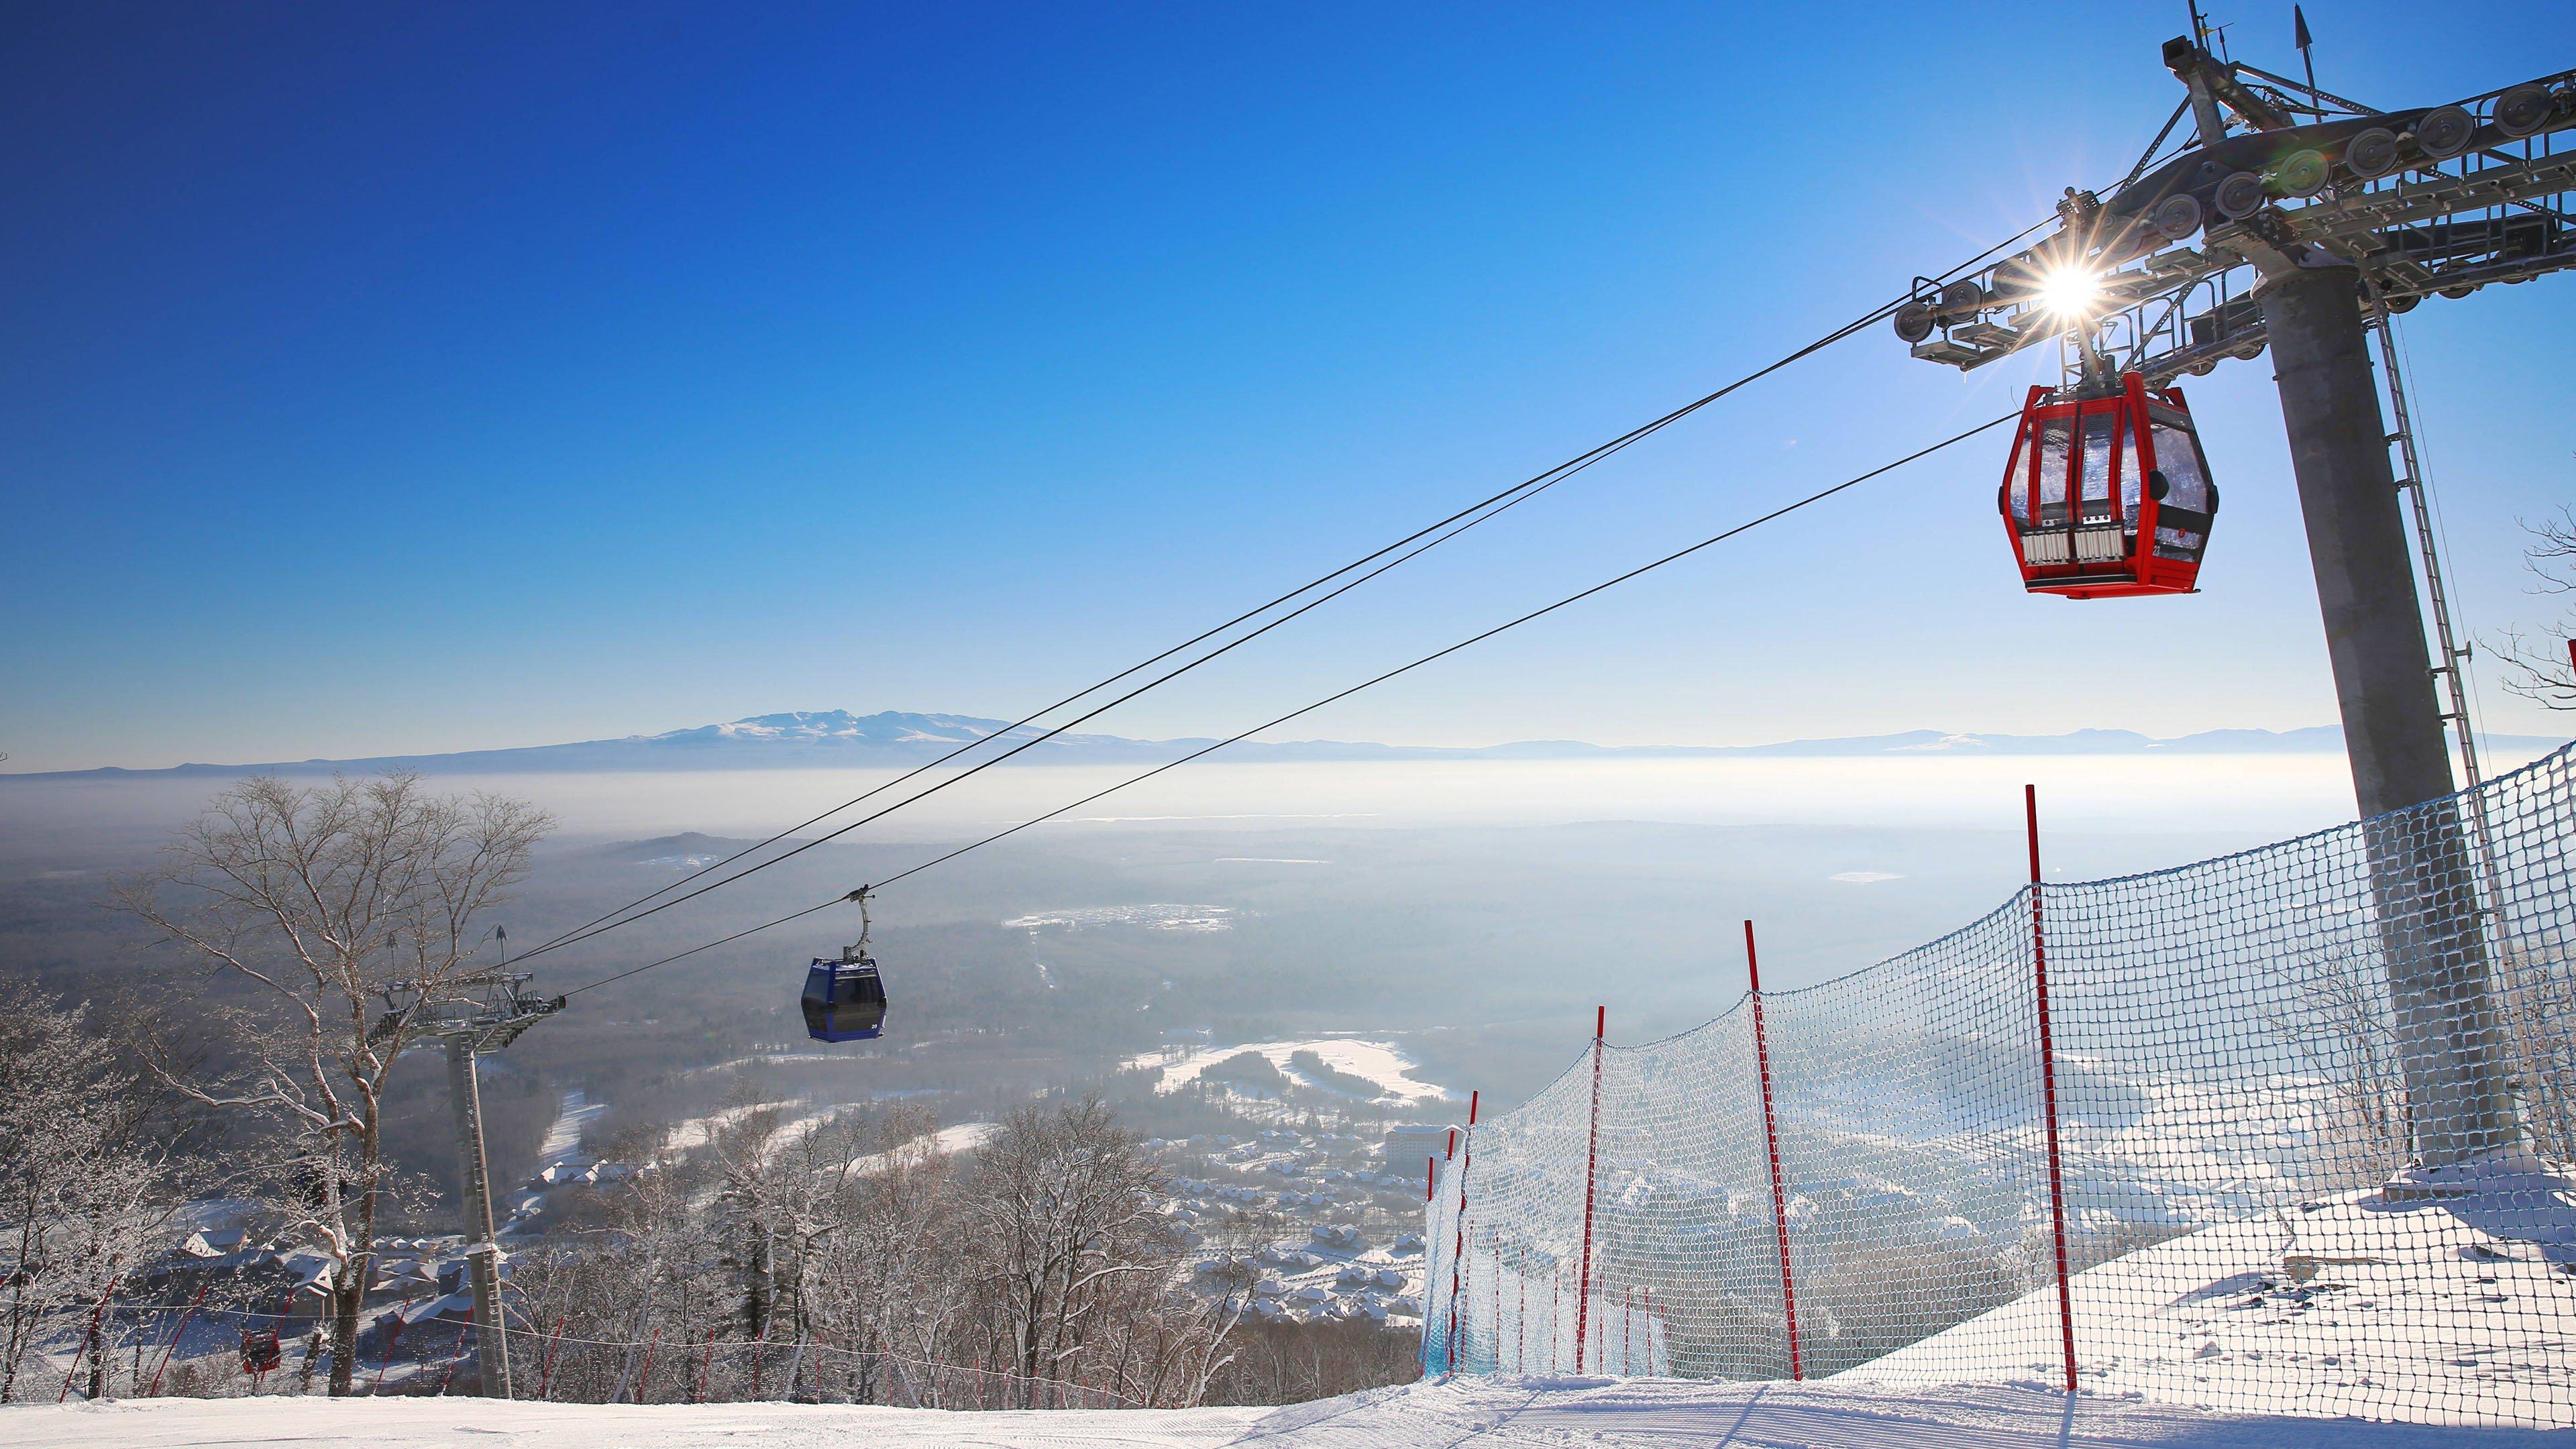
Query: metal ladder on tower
[
  {"left": 2371, "top": 309, "right": 2482, "bottom": 792},
  {"left": 2369, "top": 303, "right": 2517, "bottom": 966}
]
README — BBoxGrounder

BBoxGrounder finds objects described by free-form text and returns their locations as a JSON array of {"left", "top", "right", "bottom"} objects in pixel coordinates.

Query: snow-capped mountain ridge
[
  {"left": 638, "top": 709, "right": 1150, "bottom": 753},
  {"left": 13, "top": 710, "right": 2566, "bottom": 781}
]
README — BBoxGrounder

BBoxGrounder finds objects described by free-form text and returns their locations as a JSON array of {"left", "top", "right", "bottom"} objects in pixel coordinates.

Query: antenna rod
[{"left": 2293, "top": 5, "right": 2320, "bottom": 114}]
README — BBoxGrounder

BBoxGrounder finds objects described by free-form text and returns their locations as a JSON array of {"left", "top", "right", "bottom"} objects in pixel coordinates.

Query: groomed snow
[
  {"left": 1130, "top": 1038, "right": 1453, "bottom": 1107},
  {"left": 13, "top": 1374, "right": 2565, "bottom": 1448},
  {"left": 1847, "top": 1192, "right": 2576, "bottom": 1427},
  {"left": 661, "top": 1099, "right": 799, "bottom": 1152},
  {"left": 842, "top": 1120, "right": 998, "bottom": 1173}
]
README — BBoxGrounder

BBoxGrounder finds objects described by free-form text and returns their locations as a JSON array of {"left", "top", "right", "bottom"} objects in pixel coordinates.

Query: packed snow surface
[
  {"left": 661, "top": 1099, "right": 798, "bottom": 1152},
  {"left": 843, "top": 1120, "right": 998, "bottom": 1173},
  {"left": 1130, "top": 1038, "right": 1453, "bottom": 1106},
  {"left": 1007, "top": 904, "right": 1237, "bottom": 932},
  {"left": 531, "top": 1089, "right": 606, "bottom": 1176},
  {"left": 13, "top": 1375, "right": 2566, "bottom": 1448},
  {"left": 1849, "top": 1190, "right": 2576, "bottom": 1427}
]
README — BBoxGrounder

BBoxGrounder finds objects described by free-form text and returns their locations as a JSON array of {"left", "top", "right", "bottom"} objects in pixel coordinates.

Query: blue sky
[{"left": 4, "top": 1, "right": 2573, "bottom": 774}]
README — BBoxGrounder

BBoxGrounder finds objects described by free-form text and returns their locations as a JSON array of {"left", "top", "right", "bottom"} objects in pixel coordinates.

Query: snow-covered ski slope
[
  {"left": 13, "top": 1375, "right": 2569, "bottom": 1448},
  {"left": 1849, "top": 1191, "right": 2576, "bottom": 1426}
]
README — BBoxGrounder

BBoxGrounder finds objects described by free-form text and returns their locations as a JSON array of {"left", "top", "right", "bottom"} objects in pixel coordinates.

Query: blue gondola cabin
[{"left": 802, "top": 953, "right": 886, "bottom": 1042}]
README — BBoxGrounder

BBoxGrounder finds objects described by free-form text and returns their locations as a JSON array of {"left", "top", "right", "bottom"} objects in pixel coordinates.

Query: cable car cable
[
  {"left": 508, "top": 400, "right": 1764, "bottom": 967},
  {"left": 519, "top": 217, "right": 2060, "bottom": 973},
  {"left": 515, "top": 466, "right": 1594, "bottom": 966},
  {"left": 866, "top": 412, "right": 2019, "bottom": 892},
  {"left": 508, "top": 290, "right": 1981, "bottom": 969},
  {"left": 559, "top": 897, "right": 854, "bottom": 999},
  {"left": 557, "top": 409, "right": 2015, "bottom": 999}
]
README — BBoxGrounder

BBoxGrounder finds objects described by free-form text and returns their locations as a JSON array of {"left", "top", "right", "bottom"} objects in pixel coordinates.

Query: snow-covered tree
[
  {"left": 0, "top": 981, "right": 189, "bottom": 1401},
  {"left": 113, "top": 772, "right": 550, "bottom": 1396},
  {"left": 963, "top": 1095, "right": 1182, "bottom": 1400},
  {"left": 496, "top": 1090, "right": 1255, "bottom": 1409}
]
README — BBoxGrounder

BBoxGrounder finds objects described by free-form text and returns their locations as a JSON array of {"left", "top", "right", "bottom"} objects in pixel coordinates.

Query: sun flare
[{"left": 2037, "top": 265, "right": 2103, "bottom": 319}]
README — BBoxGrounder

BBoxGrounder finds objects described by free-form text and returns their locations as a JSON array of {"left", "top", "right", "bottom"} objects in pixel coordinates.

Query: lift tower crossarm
[
  {"left": 2165, "top": 36, "right": 2298, "bottom": 136},
  {"left": 385, "top": 969, "right": 565, "bottom": 1397},
  {"left": 1892, "top": 55, "right": 2575, "bottom": 387}
]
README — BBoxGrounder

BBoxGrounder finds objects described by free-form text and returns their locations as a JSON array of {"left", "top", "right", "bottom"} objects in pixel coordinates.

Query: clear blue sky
[{"left": 5, "top": 1, "right": 2572, "bottom": 773}]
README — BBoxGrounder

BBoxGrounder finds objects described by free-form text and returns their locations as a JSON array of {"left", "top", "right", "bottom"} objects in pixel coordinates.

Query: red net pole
[
  {"left": 376, "top": 1304, "right": 410, "bottom": 1394},
  {"left": 56, "top": 1275, "right": 116, "bottom": 1403},
  {"left": 146, "top": 1282, "right": 211, "bottom": 1397},
  {"left": 1447, "top": 1090, "right": 1479, "bottom": 1366},
  {"left": 1574, "top": 1005, "right": 1605, "bottom": 1373},
  {"left": 1745, "top": 920, "right": 1804, "bottom": 1381},
  {"left": 637, "top": 1326, "right": 659, "bottom": 1405},
  {"left": 2027, "top": 784, "right": 2077, "bottom": 1394},
  {"left": 537, "top": 1314, "right": 568, "bottom": 1400}
]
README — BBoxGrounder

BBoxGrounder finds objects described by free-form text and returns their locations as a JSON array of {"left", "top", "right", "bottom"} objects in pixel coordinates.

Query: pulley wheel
[
  {"left": 2151, "top": 193, "right": 2204, "bottom": 240},
  {"left": 2414, "top": 106, "right": 2475, "bottom": 160},
  {"left": 2383, "top": 291, "right": 2420, "bottom": 314},
  {"left": 2271, "top": 150, "right": 2330, "bottom": 199},
  {"left": 2494, "top": 85, "right": 2556, "bottom": 140},
  {"left": 2437, "top": 282, "right": 2477, "bottom": 299},
  {"left": 2343, "top": 128, "right": 2401, "bottom": 180},
  {"left": 1892, "top": 301, "right": 1936, "bottom": 344},
  {"left": 1990, "top": 254, "right": 2045, "bottom": 299},
  {"left": 2186, "top": 360, "right": 2216, "bottom": 376},
  {"left": 1938, "top": 279, "right": 1986, "bottom": 314},
  {"left": 2213, "top": 171, "right": 2267, "bottom": 219}
]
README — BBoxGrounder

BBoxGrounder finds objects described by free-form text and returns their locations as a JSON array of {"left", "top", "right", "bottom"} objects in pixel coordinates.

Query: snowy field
[
  {"left": 13, "top": 1374, "right": 2569, "bottom": 1448},
  {"left": 1132, "top": 1038, "right": 1455, "bottom": 1108}
]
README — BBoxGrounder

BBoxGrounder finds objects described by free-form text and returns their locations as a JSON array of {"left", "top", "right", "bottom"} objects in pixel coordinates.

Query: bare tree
[
  {"left": 0, "top": 982, "right": 190, "bottom": 1401},
  {"left": 2492, "top": 505, "right": 2576, "bottom": 710},
  {"left": 2274, "top": 945, "right": 2412, "bottom": 1187},
  {"left": 112, "top": 772, "right": 551, "bottom": 1396},
  {"left": 796, "top": 1106, "right": 965, "bottom": 1392},
  {"left": 964, "top": 1096, "right": 1180, "bottom": 1401},
  {"left": 435, "top": 1092, "right": 1270, "bottom": 1410}
]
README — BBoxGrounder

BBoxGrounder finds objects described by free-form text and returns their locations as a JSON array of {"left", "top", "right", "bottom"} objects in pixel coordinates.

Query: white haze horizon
[{"left": 9, "top": 747, "right": 2567, "bottom": 869}]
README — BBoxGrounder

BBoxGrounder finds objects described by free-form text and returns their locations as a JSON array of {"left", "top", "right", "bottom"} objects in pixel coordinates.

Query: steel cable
[
  {"left": 526, "top": 215, "right": 2058, "bottom": 973},
  {"left": 562, "top": 411, "right": 2015, "bottom": 997}
]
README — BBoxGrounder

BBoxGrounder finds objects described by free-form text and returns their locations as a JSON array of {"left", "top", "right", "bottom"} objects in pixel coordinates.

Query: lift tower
[
  {"left": 1892, "top": 42, "right": 2575, "bottom": 1172},
  {"left": 386, "top": 963, "right": 564, "bottom": 1396}
]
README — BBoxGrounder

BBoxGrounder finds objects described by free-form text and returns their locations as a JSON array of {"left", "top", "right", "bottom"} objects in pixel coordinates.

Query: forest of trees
[
  {"left": 511, "top": 1092, "right": 1252, "bottom": 1408},
  {"left": 0, "top": 775, "right": 1421, "bottom": 1408}
]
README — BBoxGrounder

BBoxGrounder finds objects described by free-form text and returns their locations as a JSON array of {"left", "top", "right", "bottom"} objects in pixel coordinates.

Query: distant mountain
[{"left": 10, "top": 710, "right": 2565, "bottom": 781}]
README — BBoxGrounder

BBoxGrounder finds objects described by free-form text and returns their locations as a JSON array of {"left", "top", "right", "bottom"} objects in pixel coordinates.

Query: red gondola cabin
[{"left": 1999, "top": 373, "right": 2217, "bottom": 598}]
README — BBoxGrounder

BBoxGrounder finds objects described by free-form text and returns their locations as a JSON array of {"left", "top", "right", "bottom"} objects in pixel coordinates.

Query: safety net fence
[{"left": 1426, "top": 744, "right": 2576, "bottom": 1429}]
